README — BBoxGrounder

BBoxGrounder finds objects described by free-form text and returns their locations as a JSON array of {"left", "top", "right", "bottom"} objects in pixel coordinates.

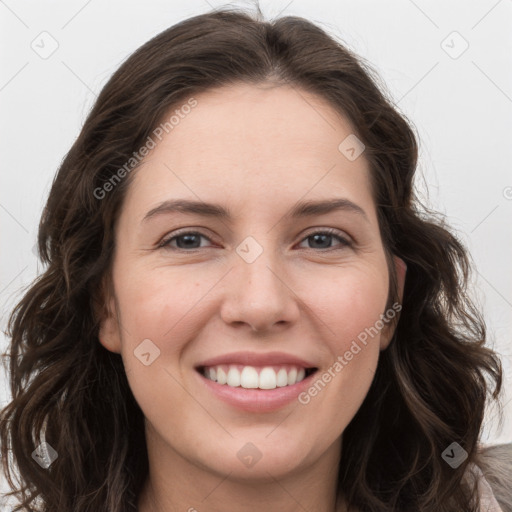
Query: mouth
[
  {"left": 193, "top": 351, "right": 320, "bottom": 412},
  {"left": 197, "top": 364, "right": 318, "bottom": 390},
  {"left": 194, "top": 361, "right": 319, "bottom": 413}
]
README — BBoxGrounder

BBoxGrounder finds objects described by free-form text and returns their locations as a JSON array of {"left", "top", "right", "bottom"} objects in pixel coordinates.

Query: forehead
[{"left": 125, "top": 82, "right": 375, "bottom": 219}]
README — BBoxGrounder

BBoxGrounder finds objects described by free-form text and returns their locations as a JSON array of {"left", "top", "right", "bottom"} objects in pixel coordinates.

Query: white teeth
[
  {"left": 217, "top": 367, "right": 227, "bottom": 385},
  {"left": 287, "top": 367, "right": 297, "bottom": 385},
  {"left": 259, "top": 367, "right": 277, "bottom": 389},
  {"left": 276, "top": 368, "right": 288, "bottom": 387},
  {"left": 240, "top": 366, "right": 259, "bottom": 388},
  {"left": 202, "top": 364, "right": 313, "bottom": 390},
  {"left": 227, "top": 367, "right": 241, "bottom": 387}
]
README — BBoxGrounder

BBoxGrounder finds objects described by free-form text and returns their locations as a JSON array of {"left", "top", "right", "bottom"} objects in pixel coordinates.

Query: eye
[
  {"left": 158, "top": 228, "right": 352, "bottom": 251},
  {"left": 297, "top": 228, "right": 352, "bottom": 250},
  {"left": 159, "top": 231, "right": 211, "bottom": 250}
]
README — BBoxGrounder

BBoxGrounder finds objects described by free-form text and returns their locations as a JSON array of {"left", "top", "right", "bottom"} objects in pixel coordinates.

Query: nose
[{"left": 219, "top": 248, "right": 300, "bottom": 333}]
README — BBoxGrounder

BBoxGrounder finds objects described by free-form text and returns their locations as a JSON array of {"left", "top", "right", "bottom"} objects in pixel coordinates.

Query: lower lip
[{"left": 195, "top": 370, "right": 317, "bottom": 413}]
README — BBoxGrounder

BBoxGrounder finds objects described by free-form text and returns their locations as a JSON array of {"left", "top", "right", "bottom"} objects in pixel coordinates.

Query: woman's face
[{"left": 99, "top": 82, "right": 405, "bottom": 481}]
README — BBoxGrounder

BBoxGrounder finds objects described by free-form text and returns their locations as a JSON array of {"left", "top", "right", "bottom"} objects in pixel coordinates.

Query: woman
[{"left": 0, "top": 6, "right": 509, "bottom": 512}]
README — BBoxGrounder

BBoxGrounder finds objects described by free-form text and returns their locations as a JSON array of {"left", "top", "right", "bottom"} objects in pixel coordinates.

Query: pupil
[
  {"left": 311, "top": 234, "right": 330, "bottom": 248},
  {"left": 178, "top": 234, "right": 200, "bottom": 248}
]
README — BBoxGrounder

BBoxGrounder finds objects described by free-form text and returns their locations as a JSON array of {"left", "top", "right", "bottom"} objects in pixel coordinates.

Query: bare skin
[{"left": 98, "top": 82, "right": 406, "bottom": 512}]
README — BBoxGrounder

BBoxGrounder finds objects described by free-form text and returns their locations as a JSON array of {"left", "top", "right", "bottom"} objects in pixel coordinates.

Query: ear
[
  {"left": 379, "top": 255, "right": 407, "bottom": 350},
  {"left": 96, "top": 282, "right": 122, "bottom": 354}
]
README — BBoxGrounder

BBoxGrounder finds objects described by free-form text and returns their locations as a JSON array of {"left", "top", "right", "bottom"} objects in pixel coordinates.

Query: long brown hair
[{"left": 0, "top": 5, "right": 503, "bottom": 511}]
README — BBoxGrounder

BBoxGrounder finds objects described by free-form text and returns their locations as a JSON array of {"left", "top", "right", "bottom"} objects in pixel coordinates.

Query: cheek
[
  {"left": 114, "top": 273, "right": 197, "bottom": 432},
  {"left": 305, "top": 265, "right": 389, "bottom": 353},
  {"left": 112, "top": 265, "right": 215, "bottom": 401},
  {"left": 114, "top": 264, "right": 197, "bottom": 339},
  {"left": 297, "top": 267, "right": 388, "bottom": 415}
]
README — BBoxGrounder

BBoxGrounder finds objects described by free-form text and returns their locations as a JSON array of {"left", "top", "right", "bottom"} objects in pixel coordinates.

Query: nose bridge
[
  {"left": 236, "top": 233, "right": 286, "bottom": 304},
  {"left": 221, "top": 233, "right": 297, "bottom": 330}
]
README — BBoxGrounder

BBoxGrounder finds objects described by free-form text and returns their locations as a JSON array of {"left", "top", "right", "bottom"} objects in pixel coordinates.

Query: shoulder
[{"left": 473, "top": 443, "right": 512, "bottom": 512}]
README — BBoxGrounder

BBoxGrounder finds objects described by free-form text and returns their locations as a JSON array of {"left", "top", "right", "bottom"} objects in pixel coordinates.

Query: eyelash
[{"left": 158, "top": 228, "right": 353, "bottom": 252}]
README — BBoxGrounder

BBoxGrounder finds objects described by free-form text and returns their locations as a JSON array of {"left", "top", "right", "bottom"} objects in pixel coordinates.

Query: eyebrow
[{"left": 142, "top": 198, "right": 369, "bottom": 223}]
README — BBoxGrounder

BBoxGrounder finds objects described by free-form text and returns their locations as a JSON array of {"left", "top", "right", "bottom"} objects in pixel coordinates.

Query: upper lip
[{"left": 195, "top": 351, "right": 317, "bottom": 369}]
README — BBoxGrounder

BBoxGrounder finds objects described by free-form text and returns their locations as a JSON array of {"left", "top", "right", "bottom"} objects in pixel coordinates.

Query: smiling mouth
[{"left": 197, "top": 364, "right": 318, "bottom": 390}]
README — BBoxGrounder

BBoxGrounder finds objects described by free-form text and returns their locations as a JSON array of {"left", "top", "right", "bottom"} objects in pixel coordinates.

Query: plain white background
[{"left": 1, "top": 0, "right": 511, "bottom": 499}]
